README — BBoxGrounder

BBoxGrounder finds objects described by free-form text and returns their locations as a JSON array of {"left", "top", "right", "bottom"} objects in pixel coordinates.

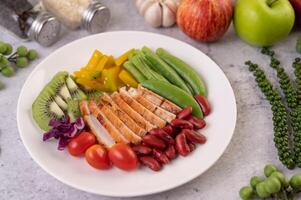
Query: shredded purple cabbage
[{"left": 43, "top": 116, "right": 85, "bottom": 150}]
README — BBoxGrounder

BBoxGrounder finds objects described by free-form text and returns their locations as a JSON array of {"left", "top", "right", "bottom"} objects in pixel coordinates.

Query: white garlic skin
[{"left": 135, "top": 0, "right": 179, "bottom": 28}]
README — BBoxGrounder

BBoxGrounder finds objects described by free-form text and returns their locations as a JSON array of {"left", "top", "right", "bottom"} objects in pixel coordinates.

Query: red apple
[
  {"left": 177, "top": 0, "right": 233, "bottom": 42},
  {"left": 290, "top": 0, "right": 301, "bottom": 26}
]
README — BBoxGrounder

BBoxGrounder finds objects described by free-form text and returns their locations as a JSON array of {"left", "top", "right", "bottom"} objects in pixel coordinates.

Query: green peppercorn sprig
[
  {"left": 261, "top": 47, "right": 301, "bottom": 168},
  {"left": 0, "top": 41, "right": 38, "bottom": 90},
  {"left": 245, "top": 61, "right": 295, "bottom": 169},
  {"left": 293, "top": 58, "right": 301, "bottom": 103},
  {"left": 239, "top": 164, "right": 301, "bottom": 200}
]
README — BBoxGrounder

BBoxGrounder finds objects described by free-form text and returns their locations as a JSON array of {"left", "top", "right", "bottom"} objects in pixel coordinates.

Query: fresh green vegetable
[
  {"left": 141, "top": 79, "right": 203, "bottom": 118},
  {"left": 270, "top": 171, "right": 288, "bottom": 188},
  {"left": 256, "top": 182, "right": 270, "bottom": 198},
  {"left": 17, "top": 46, "right": 28, "bottom": 57},
  {"left": 27, "top": 49, "right": 38, "bottom": 60},
  {"left": 264, "top": 164, "right": 278, "bottom": 177},
  {"left": 1, "top": 66, "right": 15, "bottom": 77},
  {"left": 262, "top": 48, "right": 301, "bottom": 168},
  {"left": 141, "top": 46, "right": 191, "bottom": 94},
  {"left": 16, "top": 57, "right": 28, "bottom": 68},
  {"left": 264, "top": 177, "right": 281, "bottom": 194},
  {"left": 0, "top": 42, "right": 8, "bottom": 54},
  {"left": 123, "top": 61, "right": 146, "bottom": 82},
  {"left": 156, "top": 48, "right": 207, "bottom": 96},
  {"left": 4, "top": 43, "right": 12, "bottom": 55},
  {"left": 239, "top": 186, "right": 253, "bottom": 200},
  {"left": 245, "top": 60, "right": 295, "bottom": 169},
  {"left": 290, "top": 174, "right": 301, "bottom": 191},
  {"left": 250, "top": 176, "right": 263, "bottom": 189}
]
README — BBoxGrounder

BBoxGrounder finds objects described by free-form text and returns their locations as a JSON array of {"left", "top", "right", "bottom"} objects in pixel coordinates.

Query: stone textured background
[{"left": 1, "top": 0, "right": 301, "bottom": 199}]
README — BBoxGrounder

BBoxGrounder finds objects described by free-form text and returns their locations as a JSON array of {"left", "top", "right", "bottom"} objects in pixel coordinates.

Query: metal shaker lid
[
  {"left": 27, "top": 12, "right": 61, "bottom": 46},
  {"left": 82, "top": 1, "right": 110, "bottom": 34}
]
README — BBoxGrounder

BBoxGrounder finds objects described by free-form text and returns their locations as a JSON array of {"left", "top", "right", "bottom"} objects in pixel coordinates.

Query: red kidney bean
[
  {"left": 188, "top": 142, "right": 196, "bottom": 152},
  {"left": 187, "top": 116, "right": 206, "bottom": 130},
  {"left": 194, "top": 95, "right": 211, "bottom": 116},
  {"left": 182, "top": 129, "right": 206, "bottom": 144},
  {"left": 175, "top": 133, "right": 190, "bottom": 156},
  {"left": 152, "top": 149, "right": 170, "bottom": 164},
  {"left": 149, "top": 128, "right": 175, "bottom": 145},
  {"left": 170, "top": 119, "right": 193, "bottom": 129},
  {"left": 162, "top": 125, "right": 173, "bottom": 135},
  {"left": 132, "top": 145, "right": 152, "bottom": 155},
  {"left": 139, "top": 156, "right": 162, "bottom": 171},
  {"left": 176, "top": 107, "right": 192, "bottom": 119},
  {"left": 165, "top": 145, "right": 177, "bottom": 160},
  {"left": 142, "top": 135, "right": 166, "bottom": 150}
]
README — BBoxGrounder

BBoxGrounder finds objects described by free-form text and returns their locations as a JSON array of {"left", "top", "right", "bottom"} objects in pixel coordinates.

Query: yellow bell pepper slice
[
  {"left": 104, "top": 56, "right": 115, "bottom": 68},
  {"left": 118, "top": 69, "right": 138, "bottom": 88},
  {"left": 86, "top": 50, "right": 103, "bottom": 69},
  {"left": 102, "top": 66, "right": 121, "bottom": 92},
  {"left": 115, "top": 49, "right": 134, "bottom": 67}
]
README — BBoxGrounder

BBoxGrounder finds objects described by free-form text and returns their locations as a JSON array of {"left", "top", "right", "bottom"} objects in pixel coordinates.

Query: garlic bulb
[{"left": 135, "top": 0, "right": 180, "bottom": 27}]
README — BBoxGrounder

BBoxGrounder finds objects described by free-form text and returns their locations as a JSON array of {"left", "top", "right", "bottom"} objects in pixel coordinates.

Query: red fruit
[
  {"left": 177, "top": 0, "right": 233, "bottom": 42},
  {"left": 290, "top": 0, "right": 301, "bottom": 26}
]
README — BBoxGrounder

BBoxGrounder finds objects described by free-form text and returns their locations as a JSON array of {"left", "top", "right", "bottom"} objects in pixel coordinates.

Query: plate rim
[{"left": 17, "top": 31, "right": 237, "bottom": 197}]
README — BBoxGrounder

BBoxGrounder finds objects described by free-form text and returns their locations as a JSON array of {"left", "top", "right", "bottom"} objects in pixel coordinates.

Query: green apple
[{"left": 234, "top": 0, "right": 295, "bottom": 47}]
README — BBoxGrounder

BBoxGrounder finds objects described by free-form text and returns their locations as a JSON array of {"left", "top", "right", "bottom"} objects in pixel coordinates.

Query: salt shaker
[
  {"left": 0, "top": 0, "right": 61, "bottom": 46},
  {"left": 41, "top": 0, "right": 110, "bottom": 33}
]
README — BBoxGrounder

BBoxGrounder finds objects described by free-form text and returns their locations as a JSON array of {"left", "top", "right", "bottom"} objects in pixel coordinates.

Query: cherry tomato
[
  {"left": 85, "top": 144, "right": 111, "bottom": 169},
  {"left": 108, "top": 143, "right": 138, "bottom": 171},
  {"left": 68, "top": 132, "right": 96, "bottom": 156}
]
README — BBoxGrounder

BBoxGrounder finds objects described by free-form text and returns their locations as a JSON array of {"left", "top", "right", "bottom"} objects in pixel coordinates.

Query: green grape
[
  {"left": 16, "top": 57, "right": 28, "bottom": 68},
  {"left": 4, "top": 43, "right": 13, "bottom": 55},
  {"left": 27, "top": 49, "right": 38, "bottom": 60},
  {"left": 0, "top": 80, "right": 5, "bottom": 90},
  {"left": 1, "top": 66, "right": 15, "bottom": 77},
  {"left": 0, "top": 42, "right": 7, "bottom": 54},
  {"left": 264, "top": 164, "right": 278, "bottom": 177},
  {"left": 239, "top": 186, "right": 253, "bottom": 200},
  {"left": 17, "top": 46, "right": 28, "bottom": 56}
]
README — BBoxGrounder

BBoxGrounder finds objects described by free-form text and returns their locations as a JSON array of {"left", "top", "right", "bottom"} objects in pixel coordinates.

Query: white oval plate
[{"left": 17, "top": 31, "right": 236, "bottom": 197}]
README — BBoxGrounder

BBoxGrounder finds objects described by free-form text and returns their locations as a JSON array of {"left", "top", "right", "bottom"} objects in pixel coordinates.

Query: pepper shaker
[
  {"left": 41, "top": 0, "right": 110, "bottom": 33},
  {"left": 0, "top": 0, "right": 61, "bottom": 46}
]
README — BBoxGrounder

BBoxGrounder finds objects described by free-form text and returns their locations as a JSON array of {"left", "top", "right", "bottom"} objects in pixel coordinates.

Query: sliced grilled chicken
[
  {"left": 128, "top": 88, "right": 176, "bottom": 123},
  {"left": 100, "top": 94, "right": 146, "bottom": 136},
  {"left": 118, "top": 88, "right": 166, "bottom": 128},
  {"left": 88, "top": 101, "right": 129, "bottom": 144},
  {"left": 111, "top": 92, "right": 155, "bottom": 131},
  {"left": 137, "top": 85, "right": 181, "bottom": 114},
  {"left": 101, "top": 105, "right": 141, "bottom": 144},
  {"left": 84, "top": 115, "right": 115, "bottom": 148},
  {"left": 79, "top": 100, "right": 90, "bottom": 115}
]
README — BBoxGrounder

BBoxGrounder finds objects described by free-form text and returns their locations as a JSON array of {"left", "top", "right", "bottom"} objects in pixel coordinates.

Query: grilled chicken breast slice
[
  {"left": 88, "top": 101, "right": 129, "bottom": 144},
  {"left": 100, "top": 95, "right": 146, "bottom": 136},
  {"left": 79, "top": 100, "right": 90, "bottom": 116},
  {"left": 119, "top": 88, "right": 166, "bottom": 128},
  {"left": 128, "top": 88, "right": 176, "bottom": 123},
  {"left": 100, "top": 105, "right": 141, "bottom": 144},
  {"left": 84, "top": 115, "right": 115, "bottom": 148},
  {"left": 111, "top": 92, "right": 155, "bottom": 131},
  {"left": 137, "top": 85, "right": 181, "bottom": 114}
]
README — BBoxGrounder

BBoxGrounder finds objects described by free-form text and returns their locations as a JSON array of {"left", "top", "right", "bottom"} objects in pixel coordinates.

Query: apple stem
[{"left": 266, "top": 0, "right": 278, "bottom": 7}]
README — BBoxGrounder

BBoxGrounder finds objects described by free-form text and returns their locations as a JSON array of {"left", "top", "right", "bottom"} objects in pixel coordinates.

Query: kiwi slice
[
  {"left": 32, "top": 87, "right": 65, "bottom": 131},
  {"left": 54, "top": 95, "right": 67, "bottom": 110},
  {"left": 85, "top": 89, "right": 103, "bottom": 100},
  {"left": 66, "top": 99, "right": 81, "bottom": 122},
  {"left": 47, "top": 71, "right": 72, "bottom": 101},
  {"left": 66, "top": 76, "right": 87, "bottom": 100}
]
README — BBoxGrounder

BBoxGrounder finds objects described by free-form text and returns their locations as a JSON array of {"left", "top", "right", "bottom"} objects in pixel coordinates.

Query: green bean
[
  {"left": 156, "top": 48, "right": 207, "bottom": 96},
  {"left": 130, "top": 55, "right": 155, "bottom": 80},
  {"left": 141, "top": 79, "right": 203, "bottom": 118},
  {"left": 123, "top": 61, "right": 146, "bottom": 82},
  {"left": 141, "top": 46, "right": 192, "bottom": 94}
]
